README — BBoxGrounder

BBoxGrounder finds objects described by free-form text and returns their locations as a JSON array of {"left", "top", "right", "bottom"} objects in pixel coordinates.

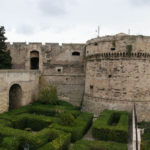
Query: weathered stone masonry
[
  {"left": 1, "top": 33, "right": 150, "bottom": 121},
  {"left": 83, "top": 33, "right": 150, "bottom": 121}
]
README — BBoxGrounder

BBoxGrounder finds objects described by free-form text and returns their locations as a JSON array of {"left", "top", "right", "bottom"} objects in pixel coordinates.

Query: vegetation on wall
[
  {"left": 126, "top": 45, "right": 132, "bottom": 56},
  {"left": 112, "top": 40, "right": 116, "bottom": 48},
  {"left": 0, "top": 26, "right": 12, "bottom": 69},
  {"left": 38, "top": 84, "right": 58, "bottom": 105}
]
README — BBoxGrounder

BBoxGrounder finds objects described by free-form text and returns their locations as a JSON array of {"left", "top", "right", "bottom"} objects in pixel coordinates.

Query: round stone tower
[{"left": 83, "top": 33, "right": 150, "bottom": 121}]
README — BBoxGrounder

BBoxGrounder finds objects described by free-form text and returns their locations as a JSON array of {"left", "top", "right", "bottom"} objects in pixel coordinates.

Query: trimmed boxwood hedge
[
  {"left": 50, "top": 112, "right": 93, "bottom": 142},
  {"left": 70, "top": 140, "right": 128, "bottom": 150},
  {"left": 0, "top": 125, "right": 70, "bottom": 150},
  {"left": 92, "top": 110, "right": 129, "bottom": 143},
  {"left": 0, "top": 100, "right": 92, "bottom": 149}
]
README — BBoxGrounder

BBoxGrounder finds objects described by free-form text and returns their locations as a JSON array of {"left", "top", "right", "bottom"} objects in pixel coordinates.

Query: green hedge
[
  {"left": 0, "top": 125, "right": 69, "bottom": 150},
  {"left": 12, "top": 113, "right": 59, "bottom": 131},
  {"left": 0, "top": 102, "right": 80, "bottom": 121},
  {"left": 29, "top": 104, "right": 80, "bottom": 118},
  {"left": 38, "top": 133, "right": 71, "bottom": 150},
  {"left": 70, "top": 140, "right": 128, "bottom": 150},
  {"left": 0, "top": 137, "right": 20, "bottom": 150},
  {"left": 50, "top": 112, "right": 93, "bottom": 142},
  {"left": 92, "top": 110, "right": 129, "bottom": 143}
]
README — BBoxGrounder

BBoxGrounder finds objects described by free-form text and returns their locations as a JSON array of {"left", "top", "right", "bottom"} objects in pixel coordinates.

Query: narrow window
[
  {"left": 90, "top": 85, "right": 94, "bottom": 89},
  {"left": 111, "top": 48, "right": 115, "bottom": 51},
  {"left": 108, "top": 75, "right": 112, "bottom": 78},
  {"left": 57, "top": 69, "right": 61, "bottom": 72},
  {"left": 72, "top": 51, "right": 80, "bottom": 56}
]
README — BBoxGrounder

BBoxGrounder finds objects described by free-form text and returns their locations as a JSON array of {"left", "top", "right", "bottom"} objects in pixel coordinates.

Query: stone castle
[{"left": 1, "top": 33, "right": 150, "bottom": 121}]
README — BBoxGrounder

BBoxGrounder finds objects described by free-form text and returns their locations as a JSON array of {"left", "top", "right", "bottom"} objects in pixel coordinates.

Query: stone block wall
[{"left": 0, "top": 70, "right": 40, "bottom": 113}]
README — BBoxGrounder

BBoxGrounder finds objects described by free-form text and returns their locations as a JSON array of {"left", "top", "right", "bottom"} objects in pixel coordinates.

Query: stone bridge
[{"left": 0, "top": 70, "right": 40, "bottom": 113}]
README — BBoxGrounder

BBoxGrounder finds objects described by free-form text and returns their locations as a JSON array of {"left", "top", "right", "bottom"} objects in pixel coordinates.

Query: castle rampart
[{"left": 2, "top": 34, "right": 150, "bottom": 121}]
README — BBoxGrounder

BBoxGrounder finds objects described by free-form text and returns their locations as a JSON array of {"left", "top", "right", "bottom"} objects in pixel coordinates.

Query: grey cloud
[
  {"left": 16, "top": 24, "right": 35, "bottom": 35},
  {"left": 38, "top": 0, "right": 68, "bottom": 16},
  {"left": 129, "top": 0, "right": 150, "bottom": 6}
]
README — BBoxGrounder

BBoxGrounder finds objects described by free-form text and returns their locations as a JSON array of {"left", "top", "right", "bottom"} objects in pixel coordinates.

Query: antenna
[
  {"left": 96, "top": 26, "right": 100, "bottom": 37},
  {"left": 128, "top": 29, "right": 130, "bottom": 35}
]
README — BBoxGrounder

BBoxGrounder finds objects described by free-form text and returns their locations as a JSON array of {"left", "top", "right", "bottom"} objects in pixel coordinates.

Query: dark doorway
[
  {"left": 30, "top": 51, "right": 39, "bottom": 70},
  {"left": 31, "top": 57, "right": 39, "bottom": 69},
  {"left": 9, "top": 84, "right": 22, "bottom": 110}
]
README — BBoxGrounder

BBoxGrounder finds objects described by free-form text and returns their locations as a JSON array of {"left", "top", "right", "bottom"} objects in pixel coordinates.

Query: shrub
[
  {"left": 38, "top": 85, "right": 58, "bottom": 105},
  {"left": 71, "top": 140, "right": 128, "bottom": 150},
  {"left": 126, "top": 45, "right": 132, "bottom": 56},
  {"left": 59, "top": 112, "right": 75, "bottom": 126},
  {"left": 92, "top": 110, "right": 129, "bottom": 143}
]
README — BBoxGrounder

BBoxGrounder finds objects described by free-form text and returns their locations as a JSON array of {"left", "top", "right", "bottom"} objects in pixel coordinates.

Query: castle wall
[
  {"left": 0, "top": 70, "right": 39, "bottom": 113},
  {"left": 41, "top": 43, "right": 85, "bottom": 106},
  {"left": 6, "top": 34, "right": 150, "bottom": 121},
  {"left": 7, "top": 42, "right": 85, "bottom": 107},
  {"left": 83, "top": 35, "right": 150, "bottom": 121}
]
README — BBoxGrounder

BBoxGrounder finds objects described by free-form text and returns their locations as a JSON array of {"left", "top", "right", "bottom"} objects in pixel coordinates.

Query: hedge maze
[
  {"left": 0, "top": 101, "right": 93, "bottom": 150},
  {"left": 0, "top": 101, "right": 130, "bottom": 150}
]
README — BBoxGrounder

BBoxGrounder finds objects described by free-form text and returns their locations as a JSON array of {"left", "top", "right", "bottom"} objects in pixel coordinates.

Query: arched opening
[
  {"left": 9, "top": 84, "right": 22, "bottom": 110},
  {"left": 30, "top": 51, "right": 39, "bottom": 69},
  {"left": 72, "top": 51, "right": 80, "bottom": 56}
]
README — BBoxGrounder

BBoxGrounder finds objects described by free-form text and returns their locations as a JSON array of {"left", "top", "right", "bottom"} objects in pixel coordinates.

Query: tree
[{"left": 0, "top": 26, "right": 12, "bottom": 69}]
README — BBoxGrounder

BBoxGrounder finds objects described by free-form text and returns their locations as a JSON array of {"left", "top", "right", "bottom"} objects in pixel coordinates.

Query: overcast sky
[{"left": 1, "top": 0, "right": 150, "bottom": 43}]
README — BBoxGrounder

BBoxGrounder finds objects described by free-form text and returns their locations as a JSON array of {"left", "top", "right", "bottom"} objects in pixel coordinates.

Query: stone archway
[
  {"left": 9, "top": 84, "right": 22, "bottom": 110},
  {"left": 30, "top": 51, "right": 39, "bottom": 70}
]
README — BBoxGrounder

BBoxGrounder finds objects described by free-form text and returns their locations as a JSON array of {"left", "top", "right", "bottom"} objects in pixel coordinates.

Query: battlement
[
  {"left": 86, "top": 34, "right": 150, "bottom": 56},
  {"left": 6, "top": 42, "right": 85, "bottom": 47}
]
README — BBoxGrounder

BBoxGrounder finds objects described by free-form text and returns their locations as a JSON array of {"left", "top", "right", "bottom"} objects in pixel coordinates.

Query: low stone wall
[
  {"left": 41, "top": 74, "right": 85, "bottom": 107},
  {"left": 0, "top": 70, "right": 40, "bottom": 113},
  {"left": 82, "top": 95, "right": 150, "bottom": 121}
]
